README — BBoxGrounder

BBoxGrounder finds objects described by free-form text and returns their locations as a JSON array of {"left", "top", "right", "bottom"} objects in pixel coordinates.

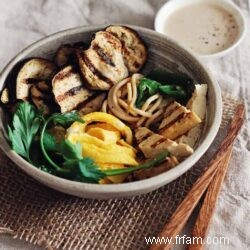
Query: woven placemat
[{"left": 0, "top": 96, "right": 241, "bottom": 250}]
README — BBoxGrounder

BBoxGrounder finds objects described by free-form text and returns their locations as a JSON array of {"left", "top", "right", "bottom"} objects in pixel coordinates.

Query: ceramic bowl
[
  {"left": 0, "top": 25, "right": 222, "bottom": 199},
  {"left": 155, "top": 0, "right": 247, "bottom": 60}
]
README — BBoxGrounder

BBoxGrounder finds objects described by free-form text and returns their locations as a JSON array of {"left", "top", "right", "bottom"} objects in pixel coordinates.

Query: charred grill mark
[
  {"left": 151, "top": 137, "right": 166, "bottom": 148},
  {"left": 79, "top": 51, "right": 114, "bottom": 86},
  {"left": 137, "top": 130, "right": 154, "bottom": 143},
  {"left": 92, "top": 43, "right": 115, "bottom": 67},
  {"left": 67, "top": 85, "right": 83, "bottom": 96},
  {"left": 56, "top": 86, "right": 83, "bottom": 102},
  {"left": 103, "top": 32, "right": 121, "bottom": 50},
  {"left": 164, "top": 102, "right": 180, "bottom": 117},
  {"left": 53, "top": 67, "right": 77, "bottom": 83},
  {"left": 122, "top": 26, "right": 141, "bottom": 39},
  {"left": 107, "top": 31, "right": 119, "bottom": 40},
  {"left": 160, "top": 113, "right": 187, "bottom": 132}
]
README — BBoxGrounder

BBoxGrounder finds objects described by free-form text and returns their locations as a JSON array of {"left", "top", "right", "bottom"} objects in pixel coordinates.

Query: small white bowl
[{"left": 155, "top": 0, "right": 247, "bottom": 60}]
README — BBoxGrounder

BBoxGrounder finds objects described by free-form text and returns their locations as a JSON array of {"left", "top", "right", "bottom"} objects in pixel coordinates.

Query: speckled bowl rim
[
  {"left": 0, "top": 25, "right": 222, "bottom": 199},
  {"left": 154, "top": 0, "right": 247, "bottom": 60}
]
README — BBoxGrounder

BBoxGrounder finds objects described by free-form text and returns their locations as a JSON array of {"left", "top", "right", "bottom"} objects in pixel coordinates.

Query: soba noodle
[{"left": 102, "top": 74, "right": 168, "bottom": 127}]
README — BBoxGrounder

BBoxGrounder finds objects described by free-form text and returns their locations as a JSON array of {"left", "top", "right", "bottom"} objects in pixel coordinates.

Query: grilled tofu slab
[
  {"left": 177, "top": 84, "right": 208, "bottom": 147},
  {"left": 132, "top": 156, "right": 178, "bottom": 180},
  {"left": 159, "top": 101, "right": 201, "bottom": 140},
  {"left": 135, "top": 127, "right": 193, "bottom": 159},
  {"left": 52, "top": 65, "right": 93, "bottom": 113},
  {"left": 16, "top": 58, "right": 56, "bottom": 101},
  {"left": 106, "top": 25, "right": 147, "bottom": 73},
  {"left": 77, "top": 31, "right": 128, "bottom": 90}
]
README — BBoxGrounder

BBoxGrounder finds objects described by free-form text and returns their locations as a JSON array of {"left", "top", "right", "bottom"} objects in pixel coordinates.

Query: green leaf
[
  {"left": 147, "top": 69, "right": 195, "bottom": 104},
  {"left": 158, "top": 85, "right": 187, "bottom": 98},
  {"left": 51, "top": 111, "right": 84, "bottom": 127},
  {"left": 78, "top": 158, "right": 106, "bottom": 183},
  {"left": 136, "top": 78, "right": 160, "bottom": 108},
  {"left": 8, "top": 102, "right": 42, "bottom": 162},
  {"left": 57, "top": 140, "right": 83, "bottom": 160},
  {"left": 8, "top": 125, "right": 27, "bottom": 159},
  {"left": 43, "top": 131, "right": 57, "bottom": 151}
]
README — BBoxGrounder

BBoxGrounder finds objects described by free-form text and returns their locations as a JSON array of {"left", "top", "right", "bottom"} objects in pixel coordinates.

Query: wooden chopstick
[
  {"left": 187, "top": 145, "right": 233, "bottom": 250},
  {"left": 150, "top": 148, "right": 231, "bottom": 250},
  {"left": 150, "top": 104, "right": 245, "bottom": 250}
]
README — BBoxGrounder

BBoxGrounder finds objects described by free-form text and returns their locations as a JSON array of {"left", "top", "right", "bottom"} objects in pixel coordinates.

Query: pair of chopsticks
[{"left": 150, "top": 104, "right": 245, "bottom": 250}]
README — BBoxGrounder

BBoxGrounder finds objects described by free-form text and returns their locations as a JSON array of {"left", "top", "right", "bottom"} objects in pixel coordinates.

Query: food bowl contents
[
  {"left": 1, "top": 25, "right": 208, "bottom": 184},
  {"left": 163, "top": 2, "right": 240, "bottom": 55}
]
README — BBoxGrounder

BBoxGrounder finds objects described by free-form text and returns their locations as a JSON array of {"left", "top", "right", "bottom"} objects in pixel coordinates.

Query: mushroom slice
[
  {"left": 0, "top": 88, "right": 10, "bottom": 104},
  {"left": 16, "top": 58, "right": 56, "bottom": 101},
  {"left": 54, "top": 44, "right": 75, "bottom": 67},
  {"left": 30, "top": 85, "right": 52, "bottom": 114},
  {"left": 36, "top": 80, "right": 51, "bottom": 93},
  {"left": 52, "top": 65, "right": 93, "bottom": 113},
  {"left": 54, "top": 42, "right": 89, "bottom": 67},
  {"left": 106, "top": 25, "right": 147, "bottom": 73},
  {"left": 78, "top": 93, "right": 106, "bottom": 116}
]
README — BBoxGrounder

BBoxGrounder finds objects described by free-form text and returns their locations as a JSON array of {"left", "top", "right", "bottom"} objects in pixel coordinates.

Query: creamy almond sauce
[{"left": 164, "top": 3, "right": 239, "bottom": 55}]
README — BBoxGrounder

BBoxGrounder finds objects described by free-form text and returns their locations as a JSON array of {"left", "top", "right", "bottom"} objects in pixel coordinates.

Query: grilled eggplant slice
[
  {"left": 106, "top": 25, "right": 147, "bottom": 73},
  {"left": 77, "top": 31, "right": 128, "bottom": 90},
  {"left": 16, "top": 58, "right": 56, "bottom": 101},
  {"left": 0, "top": 88, "right": 9, "bottom": 104},
  {"left": 52, "top": 65, "right": 93, "bottom": 113},
  {"left": 78, "top": 93, "right": 106, "bottom": 116},
  {"left": 135, "top": 127, "right": 193, "bottom": 159}
]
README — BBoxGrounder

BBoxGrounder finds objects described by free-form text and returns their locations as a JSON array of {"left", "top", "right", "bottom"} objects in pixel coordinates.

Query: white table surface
[{"left": 0, "top": 0, "right": 249, "bottom": 249}]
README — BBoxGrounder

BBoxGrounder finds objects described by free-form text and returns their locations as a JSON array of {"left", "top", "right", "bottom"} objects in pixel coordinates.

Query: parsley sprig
[
  {"left": 40, "top": 112, "right": 106, "bottom": 183},
  {"left": 7, "top": 102, "right": 170, "bottom": 183},
  {"left": 8, "top": 102, "right": 43, "bottom": 163}
]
